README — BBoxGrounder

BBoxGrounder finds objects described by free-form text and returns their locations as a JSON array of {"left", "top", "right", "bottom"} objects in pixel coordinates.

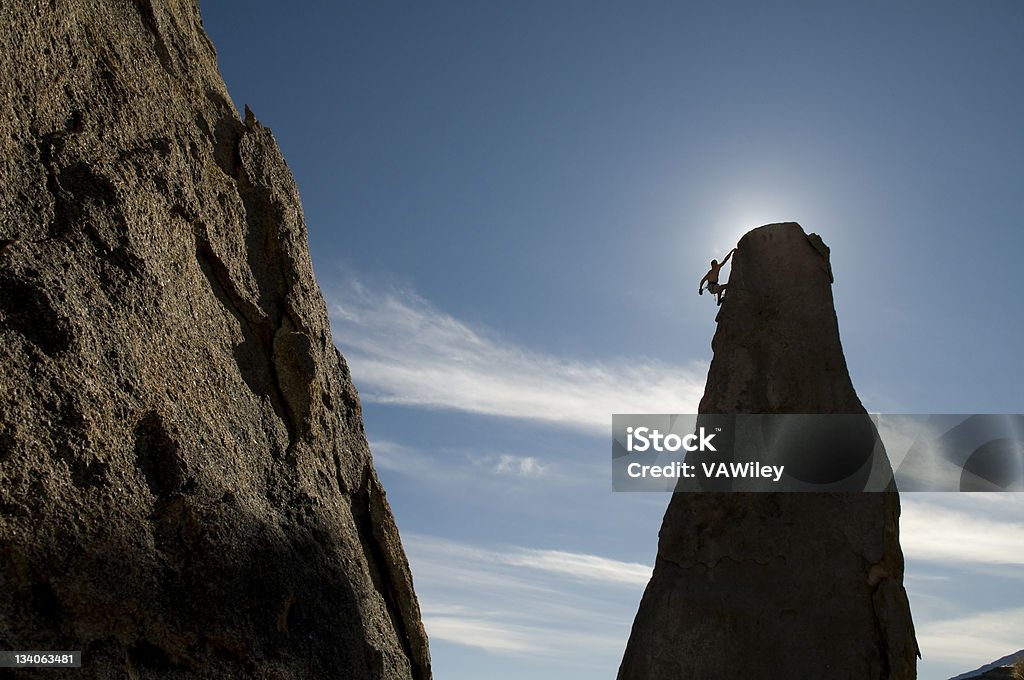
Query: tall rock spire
[
  {"left": 617, "top": 223, "right": 918, "bottom": 679},
  {"left": 0, "top": 2, "right": 428, "bottom": 677}
]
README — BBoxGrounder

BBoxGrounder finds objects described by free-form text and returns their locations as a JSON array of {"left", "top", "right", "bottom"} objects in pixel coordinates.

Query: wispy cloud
[
  {"left": 916, "top": 607, "right": 1024, "bottom": 666},
  {"left": 424, "top": 615, "right": 542, "bottom": 654},
  {"left": 423, "top": 610, "right": 627, "bottom": 658},
  {"left": 327, "top": 280, "right": 706, "bottom": 434},
  {"left": 495, "top": 454, "right": 547, "bottom": 476},
  {"left": 503, "top": 548, "right": 651, "bottom": 587},
  {"left": 368, "top": 438, "right": 596, "bottom": 488},
  {"left": 901, "top": 495, "right": 1024, "bottom": 567},
  {"left": 404, "top": 533, "right": 650, "bottom": 662},
  {"left": 407, "top": 534, "right": 652, "bottom": 589}
]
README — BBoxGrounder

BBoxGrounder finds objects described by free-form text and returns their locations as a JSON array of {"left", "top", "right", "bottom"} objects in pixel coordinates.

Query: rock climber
[{"left": 698, "top": 247, "right": 736, "bottom": 306}]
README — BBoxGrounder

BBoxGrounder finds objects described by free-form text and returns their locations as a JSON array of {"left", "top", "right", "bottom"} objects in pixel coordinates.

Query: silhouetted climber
[{"left": 698, "top": 247, "right": 736, "bottom": 305}]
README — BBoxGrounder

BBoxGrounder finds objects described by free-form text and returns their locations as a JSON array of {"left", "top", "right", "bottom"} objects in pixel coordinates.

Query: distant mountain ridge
[{"left": 949, "top": 650, "right": 1024, "bottom": 680}]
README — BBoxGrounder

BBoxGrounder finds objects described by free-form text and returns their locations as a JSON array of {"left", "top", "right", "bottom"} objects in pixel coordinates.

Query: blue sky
[{"left": 200, "top": 3, "right": 1024, "bottom": 678}]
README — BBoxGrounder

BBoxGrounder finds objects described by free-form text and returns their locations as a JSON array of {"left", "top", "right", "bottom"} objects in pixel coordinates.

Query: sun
[{"left": 702, "top": 185, "right": 818, "bottom": 259}]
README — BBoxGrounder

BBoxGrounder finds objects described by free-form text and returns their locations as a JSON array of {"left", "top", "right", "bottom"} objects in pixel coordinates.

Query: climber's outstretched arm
[
  {"left": 698, "top": 272, "right": 709, "bottom": 293},
  {"left": 721, "top": 247, "right": 736, "bottom": 265}
]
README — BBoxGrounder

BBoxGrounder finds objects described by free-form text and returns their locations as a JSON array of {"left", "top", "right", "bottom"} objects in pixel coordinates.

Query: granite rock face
[
  {"left": 617, "top": 223, "right": 917, "bottom": 679},
  {"left": 0, "top": 2, "right": 429, "bottom": 677}
]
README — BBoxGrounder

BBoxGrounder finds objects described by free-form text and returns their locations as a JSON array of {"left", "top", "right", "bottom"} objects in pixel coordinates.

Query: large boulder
[
  {"left": 0, "top": 2, "right": 429, "bottom": 677},
  {"left": 617, "top": 223, "right": 917, "bottom": 679}
]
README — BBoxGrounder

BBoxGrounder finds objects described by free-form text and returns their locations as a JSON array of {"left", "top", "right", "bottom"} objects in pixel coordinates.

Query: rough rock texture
[
  {"left": 617, "top": 223, "right": 917, "bottom": 679},
  {"left": 0, "top": 2, "right": 429, "bottom": 678}
]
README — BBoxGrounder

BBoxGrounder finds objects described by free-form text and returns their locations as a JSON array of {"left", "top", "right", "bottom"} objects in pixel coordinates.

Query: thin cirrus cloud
[
  {"left": 503, "top": 547, "right": 652, "bottom": 587},
  {"left": 326, "top": 279, "right": 706, "bottom": 435},
  {"left": 422, "top": 614, "right": 542, "bottom": 655},
  {"left": 915, "top": 607, "right": 1024, "bottom": 666},
  {"left": 900, "top": 494, "right": 1024, "bottom": 672},
  {"left": 495, "top": 454, "right": 547, "bottom": 476},
  {"left": 900, "top": 495, "right": 1024, "bottom": 567},
  {"left": 404, "top": 533, "right": 650, "bottom": 662},
  {"left": 405, "top": 533, "right": 652, "bottom": 589},
  {"left": 368, "top": 439, "right": 573, "bottom": 484}
]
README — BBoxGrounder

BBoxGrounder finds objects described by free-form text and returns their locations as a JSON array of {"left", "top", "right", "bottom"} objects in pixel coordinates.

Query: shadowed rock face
[
  {"left": 617, "top": 223, "right": 917, "bottom": 679},
  {"left": 0, "top": 2, "right": 429, "bottom": 678}
]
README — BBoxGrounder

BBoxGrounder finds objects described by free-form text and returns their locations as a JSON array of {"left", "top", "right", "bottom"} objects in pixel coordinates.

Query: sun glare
[{"left": 701, "top": 183, "right": 825, "bottom": 259}]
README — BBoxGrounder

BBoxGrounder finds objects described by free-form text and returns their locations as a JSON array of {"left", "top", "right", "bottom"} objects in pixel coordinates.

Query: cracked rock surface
[
  {"left": 617, "top": 223, "right": 918, "bottom": 680},
  {"left": 0, "top": 2, "right": 429, "bottom": 678}
]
